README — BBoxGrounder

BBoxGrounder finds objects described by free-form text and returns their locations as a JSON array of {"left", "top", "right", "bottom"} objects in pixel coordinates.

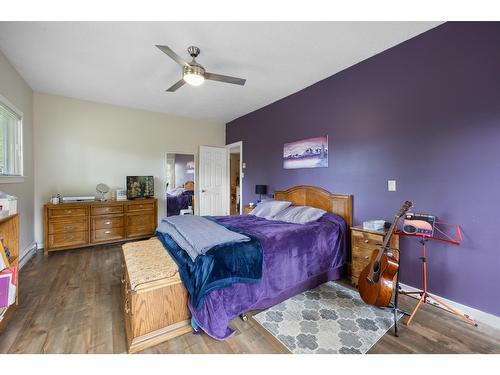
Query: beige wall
[
  {"left": 34, "top": 93, "right": 225, "bottom": 246},
  {"left": 0, "top": 51, "right": 35, "bottom": 259}
]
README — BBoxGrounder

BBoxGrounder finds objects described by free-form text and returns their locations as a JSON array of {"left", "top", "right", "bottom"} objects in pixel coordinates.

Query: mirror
[{"left": 166, "top": 153, "right": 195, "bottom": 216}]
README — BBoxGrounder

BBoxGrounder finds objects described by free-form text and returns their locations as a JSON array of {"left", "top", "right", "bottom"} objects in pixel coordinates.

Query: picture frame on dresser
[{"left": 43, "top": 199, "right": 158, "bottom": 255}]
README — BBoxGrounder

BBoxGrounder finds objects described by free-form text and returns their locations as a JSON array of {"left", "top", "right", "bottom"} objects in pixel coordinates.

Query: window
[{"left": 0, "top": 96, "right": 23, "bottom": 177}]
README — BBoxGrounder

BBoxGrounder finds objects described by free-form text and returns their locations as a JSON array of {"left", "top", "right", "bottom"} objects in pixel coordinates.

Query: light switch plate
[
  {"left": 242, "top": 162, "right": 246, "bottom": 169},
  {"left": 388, "top": 180, "right": 397, "bottom": 192}
]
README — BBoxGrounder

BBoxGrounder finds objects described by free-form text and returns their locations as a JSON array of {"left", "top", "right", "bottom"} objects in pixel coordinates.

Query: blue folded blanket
[
  {"left": 158, "top": 215, "right": 250, "bottom": 261},
  {"left": 155, "top": 217, "right": 263, "bottom": 309}
]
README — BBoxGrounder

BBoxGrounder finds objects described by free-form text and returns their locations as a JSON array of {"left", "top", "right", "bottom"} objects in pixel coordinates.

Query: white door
[{"left": 199, "top": 146, "right": 228, "bottom": 216}]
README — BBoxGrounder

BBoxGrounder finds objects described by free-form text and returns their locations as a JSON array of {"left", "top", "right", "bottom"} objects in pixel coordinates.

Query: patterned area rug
[{"left": 253, "top": 282, "right": 400, "bottom": 354}]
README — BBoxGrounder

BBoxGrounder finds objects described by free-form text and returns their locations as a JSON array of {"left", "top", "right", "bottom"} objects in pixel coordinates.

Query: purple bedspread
[
  {"left": 190, "top": 213, "right": 347, "bottom": 340},
  {"left": 166, "top": 190, "right": 193, "bottom": 216}
]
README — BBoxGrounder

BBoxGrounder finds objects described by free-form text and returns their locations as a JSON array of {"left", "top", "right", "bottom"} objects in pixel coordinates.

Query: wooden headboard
[
  {"left": 274, "top": 185, "right": 353, "bottom": 227},
  {"left": 184, "top": 181, "right": 194, "bottom": 190}
]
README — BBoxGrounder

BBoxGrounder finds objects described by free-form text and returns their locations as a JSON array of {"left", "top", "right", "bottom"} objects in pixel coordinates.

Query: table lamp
[{"left": 255, "top": 185, "right": 267, "bottom": 203}]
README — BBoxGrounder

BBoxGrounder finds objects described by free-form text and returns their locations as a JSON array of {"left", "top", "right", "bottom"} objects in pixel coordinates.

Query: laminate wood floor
[{"left": 1, "top": 244, "right": 499, "bottom": 354}]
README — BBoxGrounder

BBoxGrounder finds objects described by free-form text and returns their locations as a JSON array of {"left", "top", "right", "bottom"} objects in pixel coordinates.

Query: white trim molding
[
  {"left": 399, "top": 283, "right": 500, "bottom": 330},
  {"left": 0, "top": 176, "right": 26, "bottom": 183},
  {"left": 19, "top": 242, "right": 38, "bottom": 269}
]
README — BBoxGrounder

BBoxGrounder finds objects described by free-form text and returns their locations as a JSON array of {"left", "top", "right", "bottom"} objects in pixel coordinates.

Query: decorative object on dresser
[
  {"left": 96, "top": 183, "right": 110, "bottom": 201},
  {"left": 43, "top": 198, "right": 158, "bottom": 256},
  {"left": 127, "top": 176, "right": 154, "bottom": 199},
  {"left": 115, "top": 189, "right": 127, "bottom": 201},
  {"left": 243, "top": 205, "right": 254, "bottom": 215},
  {"left": 61, "top": 195, "right": 95, "bottom": 202},
  {"left": 0, "top": 192, "right": 17, "bottom": 217},
  {"left": 0, "top": 213, "right": 19, "bottom": 332},
  {"left": 121, "top": 237, "right": 191, "bottom": 353}
]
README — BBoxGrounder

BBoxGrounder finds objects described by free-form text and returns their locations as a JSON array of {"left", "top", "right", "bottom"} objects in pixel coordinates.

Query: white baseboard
[
  {"left": 19, "top": 242, "right": 38, "bottom": 269},
  {"left": 399, "top": 282, "right": 500, "bottom": 330}
]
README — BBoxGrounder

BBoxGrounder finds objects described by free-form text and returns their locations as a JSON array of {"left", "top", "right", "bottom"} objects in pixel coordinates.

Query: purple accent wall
[{"left": 226, "top": 22, "right": 500, "bottom": 317}]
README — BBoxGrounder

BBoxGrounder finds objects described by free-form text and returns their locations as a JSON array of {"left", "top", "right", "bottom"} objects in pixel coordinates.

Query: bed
[
  {"left": 157, "top": 185, "right": 353, "bottom": 340},
  {"left": 166, "top": 181, "right": 195, "bottom": 216}
]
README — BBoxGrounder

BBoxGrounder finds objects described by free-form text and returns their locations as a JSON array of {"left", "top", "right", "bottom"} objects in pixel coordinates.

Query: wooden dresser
[
  {"left": 350, "top": 225, "right": 399, "bottom": 287},
  {"left": 43, "top": 199, "right": 157, "bottom": 255}
]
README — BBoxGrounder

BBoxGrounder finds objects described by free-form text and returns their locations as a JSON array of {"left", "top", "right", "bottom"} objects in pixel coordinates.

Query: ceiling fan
[{"left": 156, "top": 45, "right": 246, "bottom": 92}]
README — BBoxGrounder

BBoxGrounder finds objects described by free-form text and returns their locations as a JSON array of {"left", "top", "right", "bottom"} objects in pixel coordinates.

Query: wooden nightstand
[
  {"left": 243, "top": 205, "right": 254, "bottom": 214},
  {"left": 349, "top": 225, "right": 399, "bottom": 287}
]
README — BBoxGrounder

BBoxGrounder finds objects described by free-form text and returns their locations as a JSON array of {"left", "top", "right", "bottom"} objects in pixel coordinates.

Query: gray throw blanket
[{"left": 157, "top": 215, "right": 250, "bottom": 261}]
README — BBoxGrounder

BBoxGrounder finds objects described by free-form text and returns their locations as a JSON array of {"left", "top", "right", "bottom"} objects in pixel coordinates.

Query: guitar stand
[
  {"left": 381, "top": 248, "right": 410, "bottom": 337},
  {"left": 399, "top": 238, "right": 477, "bottom": 327}
]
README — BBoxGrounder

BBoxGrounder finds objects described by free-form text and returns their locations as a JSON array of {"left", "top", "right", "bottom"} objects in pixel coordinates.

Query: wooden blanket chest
[{"left": 121, "top": 237, "right": 191, "bottom": 353}]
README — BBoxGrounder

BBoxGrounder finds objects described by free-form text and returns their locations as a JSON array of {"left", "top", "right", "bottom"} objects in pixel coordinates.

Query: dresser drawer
[
  {"left": 48, "top": 206, "right": 88, "bottom": 218},
  {"left": 48, "top": 218, "right": 88, "bottom": 234},
  {"left": 93, "top": 216, "right": 124, "bottom": 230},
  {"left": 92, "top": 227, "right": 125, "bottom": 243},
  {"left": 350, "top": 228, "right": 400, "bottom": 286},
  {"left": 48, "top": 231, "right": 89, "bottom": 249},
  {"left": 92, "top": 204, "right": 124, "bottom": 216},
  {"left": 127, "top": 224, "right": 155, "bottom": 238},
  {"left": 126, "top": 213, "right": 155, "bottom": 227},
  {"left": 352, "top": 231, "right": 383, "bottom": 249},
  {"left": 127, "top": 201, "right": 155, "bottom": 212}
]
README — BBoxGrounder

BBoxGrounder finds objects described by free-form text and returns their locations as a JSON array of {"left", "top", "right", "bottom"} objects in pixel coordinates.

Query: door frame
[{"left": 226, "top": 141, "right": 243, "bottom": 215}]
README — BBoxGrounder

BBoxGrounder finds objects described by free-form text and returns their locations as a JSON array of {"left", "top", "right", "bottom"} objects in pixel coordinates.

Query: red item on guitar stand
[{"left": 395, "top": 221, "right": 477, "bottom": 327}]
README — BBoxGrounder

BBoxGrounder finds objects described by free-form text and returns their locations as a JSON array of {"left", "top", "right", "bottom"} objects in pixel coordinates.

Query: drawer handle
[
  {"left": 64, "top": 235, "right": 75, "bottom": 240},
  {"left": 105, "top": 230, "right": 111, "bottom": 234},
  {"left": 365, "top": 255, "right": 369, "bottom": 260},
  {"left": 63, "top": 225, "right": 75, "bottom": 230},
  {"left": 364, "top": 239, "right": 369, "bottom": 243},
  {"left": 137, "top": 226, "right": 146, "bottom": 231},
  {"left": 105, "top": 221, "right": 111, "bottom": 225},
  {"left": 66, "top": 210, "right": 72, "bottom": 214}
]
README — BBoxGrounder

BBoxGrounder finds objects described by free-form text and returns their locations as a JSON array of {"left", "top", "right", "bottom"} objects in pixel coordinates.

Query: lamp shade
[{"left": 255, "top": 185, "right": 267, "bottom": 195}]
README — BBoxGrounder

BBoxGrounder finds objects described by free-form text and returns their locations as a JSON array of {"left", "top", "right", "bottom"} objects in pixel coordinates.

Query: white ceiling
[{"left": 0, "top": 22, "right": 440, "bottom": 123}]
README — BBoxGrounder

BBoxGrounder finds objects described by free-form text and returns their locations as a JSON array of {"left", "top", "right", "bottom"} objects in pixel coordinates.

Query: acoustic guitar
[{"left": 358, "top": 201, "right": 413, "bottom": 307}]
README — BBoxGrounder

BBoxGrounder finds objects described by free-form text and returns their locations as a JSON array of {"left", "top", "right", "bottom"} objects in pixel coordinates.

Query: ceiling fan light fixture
[
  {"left": 183, "top": 72, "right": 205, "bottom": 86},
  {"left": 183, "top": 64, "right": 205, "bottom": 86},
  {"left": 157, "top": 44, "right": 246, "bottom": 92}
]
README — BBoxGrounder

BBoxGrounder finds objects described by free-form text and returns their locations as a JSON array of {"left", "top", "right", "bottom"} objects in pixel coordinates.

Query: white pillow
[
  {"left": 272, "top": 205, "right": 326, "bottom": 224},
  {"left": 168, "top": 187, "right": 185, "bottom": 196},
  {"left": 250, "top": 200, "right": 291, "bottom": 219}
]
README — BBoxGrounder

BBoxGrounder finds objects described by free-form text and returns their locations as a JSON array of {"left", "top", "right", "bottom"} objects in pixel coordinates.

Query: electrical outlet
[
  {"left": 388, "top": 180, "right": 397, "bottom": 192},
  {"left": 242, "top": 163, "right": 246, "bottom": 169}
]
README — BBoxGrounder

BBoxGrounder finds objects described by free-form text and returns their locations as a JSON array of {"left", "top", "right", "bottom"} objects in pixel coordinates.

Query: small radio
[{"left": 403, "top": 213, "right": 436, "bottom": 237}]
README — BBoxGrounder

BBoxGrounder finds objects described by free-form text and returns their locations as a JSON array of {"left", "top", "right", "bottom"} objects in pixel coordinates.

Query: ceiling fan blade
[
  {"left": 166, "top": 79, "right": 185, "bottom": 92},
  {"left": 156, "top": 45, "right": 190, "bottom": 67},
  {"left": 205, "top": 72, "right": 246, "bottom": 86}
]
